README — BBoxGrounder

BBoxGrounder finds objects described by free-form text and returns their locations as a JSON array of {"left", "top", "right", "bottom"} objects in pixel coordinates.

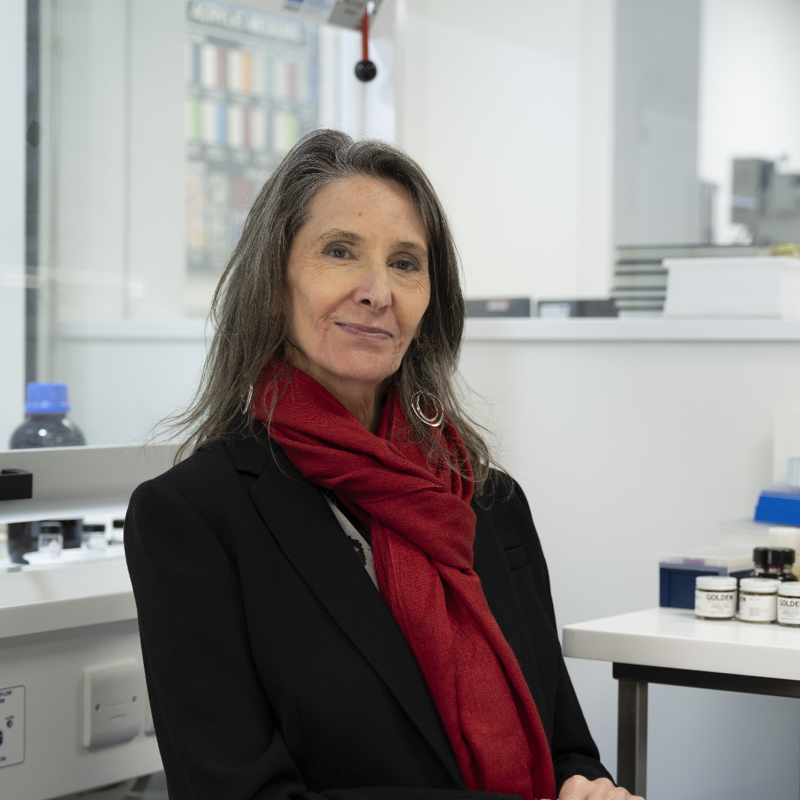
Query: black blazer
[{"left": 125, "top": 430, "right": 611, "bottom": 800}]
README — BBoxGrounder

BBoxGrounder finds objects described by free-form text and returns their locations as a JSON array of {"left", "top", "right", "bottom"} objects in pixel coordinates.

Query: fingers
[{"left": 556, "top": 774, "right": 645, "bottom": 800}]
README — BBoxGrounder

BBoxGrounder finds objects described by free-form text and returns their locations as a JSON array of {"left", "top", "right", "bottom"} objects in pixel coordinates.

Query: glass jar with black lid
[{"left": 752, "top": 547, "right": 798, "bottom": 582}]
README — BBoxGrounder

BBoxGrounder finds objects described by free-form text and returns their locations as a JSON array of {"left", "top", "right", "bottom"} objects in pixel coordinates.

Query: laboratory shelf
[
  {"left": 0, "top": 549, "right": 135, "bottom": 639},
  {"left": 464, "top": 317, "right": 800, "bottom": 342}
]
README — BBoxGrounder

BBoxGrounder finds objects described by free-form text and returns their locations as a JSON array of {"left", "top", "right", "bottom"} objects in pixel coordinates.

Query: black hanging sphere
[{"left": 355, "top": 59, "right": 377, "bottom": 82}]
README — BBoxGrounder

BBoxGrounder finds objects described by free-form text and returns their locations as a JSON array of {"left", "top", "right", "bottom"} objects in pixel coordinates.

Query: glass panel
[
  {"left": 9, "top": 0, "right": 378, "bottom": 447},
  {"left": 38, "top": 0, "right": 321, "bottom": 326},
  {"left": 184, "top": 5, "right": 320, "bottom": 314}
]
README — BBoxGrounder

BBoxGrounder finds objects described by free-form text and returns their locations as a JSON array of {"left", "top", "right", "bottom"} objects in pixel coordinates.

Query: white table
[{"left": 562, "top": 608, "right": 800, "bottom": 796}]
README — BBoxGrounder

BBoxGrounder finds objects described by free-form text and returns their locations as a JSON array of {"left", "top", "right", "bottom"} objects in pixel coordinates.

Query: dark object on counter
[
  {"left": 537, "top": 299, "right": 618, "bottom": 318},
  {"left": 8, "top": 518, "right": 84, "bottom": 564},
  {"left": 112, "top": 518, "right": 125, "bottom": 543},
  {"left": 752, "top": 547, "right": 798, "bottom": 581},
  {"left": 9, "top": 382, "right": 86, "bottom": 448},
  {"left": 82, "top": 523, "right": 106, "bottom": 536},
  {"left": 660, "top": 563, "right": 752, "bottom": 609},
  {"left": 40, "top": 521, "right": 61, "bottom": 533},
  {"left": 466, "top": 298, "right": 532, "bottom": 317},
  {"left": 0, "top": 469, "right": 33, "bottom": 501}
]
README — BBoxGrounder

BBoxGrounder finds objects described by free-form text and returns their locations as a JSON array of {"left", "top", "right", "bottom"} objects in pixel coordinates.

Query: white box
[{"left": 663, "top": 257, "right": 800, "bottom": 318}]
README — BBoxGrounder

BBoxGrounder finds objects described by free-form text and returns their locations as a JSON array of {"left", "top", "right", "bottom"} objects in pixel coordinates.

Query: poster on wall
[{"left": 185, "top": 0, "right": 319, "bottom": 284}]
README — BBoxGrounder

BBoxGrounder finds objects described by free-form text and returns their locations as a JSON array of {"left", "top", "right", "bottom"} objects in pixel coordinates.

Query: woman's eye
[
  {"left": 326, "top": 245, "right": 350, "bottom": 259},
  {"left": 394, "top": 258, "right": 419, "bottom": 272}
]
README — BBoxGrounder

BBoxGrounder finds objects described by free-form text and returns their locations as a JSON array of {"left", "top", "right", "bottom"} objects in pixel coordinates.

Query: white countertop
[
  {"left": 562, "top": 607, "right": 800, "bottom": 682},
  {"left": 0, "top": 548, "right": 136, "bottom": 639},
  {"left": 464, "top": 317, "right": 800, "bottom": 342}
]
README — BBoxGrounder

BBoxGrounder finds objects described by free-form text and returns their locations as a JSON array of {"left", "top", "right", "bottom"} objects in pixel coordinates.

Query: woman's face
[{"left": 284, "top": 175, "right": 431, "bottom": 409}]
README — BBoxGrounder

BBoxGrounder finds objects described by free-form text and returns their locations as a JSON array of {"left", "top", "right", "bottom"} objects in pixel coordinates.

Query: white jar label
[
  {"left": 777, "top": 596, "right": 800, "bottom": 625},
  {"left": 695, "top": 588, "right": 737, "bottom": 618},
  {"left": 738, "top": 592, "right": 777, "bottom": 623}
]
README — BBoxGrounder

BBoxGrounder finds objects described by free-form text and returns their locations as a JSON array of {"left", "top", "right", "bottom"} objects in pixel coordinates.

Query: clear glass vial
[
  {"left": 738, "top": 578, "right": 779, "bottom": 623},
  {"left": 777, "top": 582, "right": 800, "bottom": 627},
  {"left": 37, "top": 521, "right": 64, "bottom": 559},
  {"left": 81, "top": 523, "right": 108, "bottom": 552},
  {"left": 695, "top": 576, "right": 737, "bottom": 620}
]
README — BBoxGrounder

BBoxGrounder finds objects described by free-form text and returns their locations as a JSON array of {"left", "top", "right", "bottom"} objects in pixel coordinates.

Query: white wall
[
  {"left": 48, "top": 0, "right": 185, "bottom": 326},
  {"left": 459, "top": 327, "right": 800, "bottom": 799},
  {"left": 576, "top": 1, "right": 616, "bottom": 297},
  {"left": 128, "top": 1, "right": 187, "bottom": 320},
  {"left": 50, "top": 0, "right": 128, "bottom": 325},
  {"left": 397, "top": 0, "right": 616, "bottom": 302},
  {"left": 54, "top": 322, "right": 207, "bottom": 446},
  {"left": 699, "top": 0, "right": 800, "bottom": 244},
  {"left": 614, "top": 0, "right": 702, "bottom": 245},
  {"left": 0, "top": 0, "right": 26, "bottom": 446}
]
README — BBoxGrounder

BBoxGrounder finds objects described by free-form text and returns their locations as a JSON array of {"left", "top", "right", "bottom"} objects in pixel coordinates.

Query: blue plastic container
[{"left": 754, "top": 490, "right": 800, "bottom": 527}]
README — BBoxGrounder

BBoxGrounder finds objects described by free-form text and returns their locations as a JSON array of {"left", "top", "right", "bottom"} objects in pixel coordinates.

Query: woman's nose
[{"left": 356, "top": 263, "right": 392, "bottom": 309}]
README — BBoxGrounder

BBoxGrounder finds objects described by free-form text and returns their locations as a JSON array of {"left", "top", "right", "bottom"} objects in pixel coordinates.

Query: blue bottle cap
[{"left": 25, "top": 382, "right": 70, "bottom": 414}]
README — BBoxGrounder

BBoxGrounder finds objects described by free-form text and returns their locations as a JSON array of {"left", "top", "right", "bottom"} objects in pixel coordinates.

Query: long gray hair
[{"left": 166, "top": 129, "right": 496, "bottom": 494}]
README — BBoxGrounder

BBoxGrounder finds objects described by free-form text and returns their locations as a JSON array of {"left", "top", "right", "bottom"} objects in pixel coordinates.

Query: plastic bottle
[
  {"left": 9, "top": 382, "right": 86, "bottom": 448},
  {"left": 7, "top": 383, "right": 85, "bottom": 563}
]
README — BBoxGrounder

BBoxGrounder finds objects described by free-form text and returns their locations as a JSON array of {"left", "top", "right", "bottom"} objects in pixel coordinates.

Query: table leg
[{"left": 617, "top": 678, "right": 648, "bottom": 796}]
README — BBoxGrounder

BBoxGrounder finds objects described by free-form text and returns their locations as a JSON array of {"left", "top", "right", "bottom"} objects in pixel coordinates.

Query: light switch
[
  {"left": 0, "top": 685, "right": 26, "bottom": 769},
  {"left": 83, "top": 662, "right": 142, "bottom": 748}
]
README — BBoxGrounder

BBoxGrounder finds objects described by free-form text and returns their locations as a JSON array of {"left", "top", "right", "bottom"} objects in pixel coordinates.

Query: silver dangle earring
[
  {"left": 411, "top": 390, "right": 445, "bottom": 428},
  {"left": 243, "top": 384, "right": 254, "bottom": 411}
]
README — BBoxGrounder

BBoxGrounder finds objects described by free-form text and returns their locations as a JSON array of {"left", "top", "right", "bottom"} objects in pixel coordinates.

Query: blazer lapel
[
  {"left": 228, "top": 433, "right": 464, "bottom": 788},
  {"left": 473, "top": 516, "right": 553, "bottom": 738}
]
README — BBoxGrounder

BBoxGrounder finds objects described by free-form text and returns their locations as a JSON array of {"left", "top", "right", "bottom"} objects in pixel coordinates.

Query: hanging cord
[{"left": 355, "top": 9, "right": 377, "bottom": 82}]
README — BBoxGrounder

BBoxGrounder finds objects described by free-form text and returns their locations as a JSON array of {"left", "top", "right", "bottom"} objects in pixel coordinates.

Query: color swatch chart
[{"left": 185, "top": 0, "right": 319, "bottom": 276}]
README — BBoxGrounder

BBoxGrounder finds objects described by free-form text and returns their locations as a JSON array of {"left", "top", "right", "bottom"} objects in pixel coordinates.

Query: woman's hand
[{"left": 553, "top": 775, "right": 644, "bottom": 800}]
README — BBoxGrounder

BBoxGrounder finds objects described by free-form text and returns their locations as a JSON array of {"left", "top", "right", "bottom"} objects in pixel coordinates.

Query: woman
[{"left": 126, "top": 130, "right": 641, "bottom": 800}]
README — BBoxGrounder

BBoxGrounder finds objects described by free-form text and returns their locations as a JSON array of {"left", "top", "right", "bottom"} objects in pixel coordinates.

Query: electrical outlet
[
  {"left": 0, "top": 685, "right": 25, "bottom": 769},
  {"left": 83, "top": 662, "right": 143, "bottom": 748}
]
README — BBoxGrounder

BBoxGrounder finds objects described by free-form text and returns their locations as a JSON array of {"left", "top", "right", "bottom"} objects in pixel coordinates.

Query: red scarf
[{"left": 253, "top": 363, "right": 556, "bottom": 800}]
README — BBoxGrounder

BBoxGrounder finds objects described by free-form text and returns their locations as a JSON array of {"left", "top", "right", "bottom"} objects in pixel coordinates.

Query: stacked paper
[{"left": 663, "top": 256, "right": 800, "bottom": 318}]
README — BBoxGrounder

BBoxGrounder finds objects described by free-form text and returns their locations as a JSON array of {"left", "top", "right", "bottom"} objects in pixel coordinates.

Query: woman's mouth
[{"left": 336, "top": 323, "right": 393, "bottom": 339}]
